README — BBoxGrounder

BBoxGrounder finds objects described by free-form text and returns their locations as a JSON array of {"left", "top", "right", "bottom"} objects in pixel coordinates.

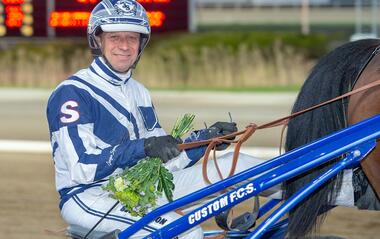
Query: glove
[
  {"left": 206, "top": 122, "right": 238, "bottom": 150},
  {"left": 144, "top": 135, "right": 183, "bottom": 163}
]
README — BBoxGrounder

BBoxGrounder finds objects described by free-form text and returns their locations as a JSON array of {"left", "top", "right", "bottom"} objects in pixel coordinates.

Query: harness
[{"left": 178, "top": 44, "right": 380, "bottom": 233}]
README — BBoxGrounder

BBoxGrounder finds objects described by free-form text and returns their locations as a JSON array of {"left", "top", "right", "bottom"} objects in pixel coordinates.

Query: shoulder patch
[{"left": 60, "top": 100, "right": 80, "bottom": 123}]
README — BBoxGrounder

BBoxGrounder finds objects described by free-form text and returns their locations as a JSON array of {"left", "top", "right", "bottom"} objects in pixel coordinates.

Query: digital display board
[
  {"left": 0, "top": 0, "right": 189, "bottom": 37},
  {"left": 0, "top": 0, "right": 47, "bottom": 37}
]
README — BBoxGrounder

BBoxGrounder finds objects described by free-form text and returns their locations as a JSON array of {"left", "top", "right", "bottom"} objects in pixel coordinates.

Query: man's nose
[{"left": 118, "top": 38, "right": 130, "bottom": 50}]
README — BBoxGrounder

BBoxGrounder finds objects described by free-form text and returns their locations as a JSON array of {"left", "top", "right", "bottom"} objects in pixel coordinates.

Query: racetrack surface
[{"left": 1, "top": 153, "right": 379, "bottom": 239}]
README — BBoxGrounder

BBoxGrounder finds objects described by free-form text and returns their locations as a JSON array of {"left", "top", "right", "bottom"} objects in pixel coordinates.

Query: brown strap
[
  {"left": 257, "top": 78, "right": 380, "bottom": 130},
  {"left": 177, "top": 131, "right": 246, "bottom": 150},
  {"left": 201, "top": 124, "right": 257, "bottom": 184},
  {"left": 177, "top": 79, "right": 380, "bottom": 184},
  {"left": 279, "top": 123, "right": 288, "bottom": 155},
  {"left": 213, "top": 148, "right": 224, "bottom": 181},
  {"left": 229, "top": 124, "right": 257, "bottom": 178},
  {"left": 175, "top": 208, "right": 185, "bottom": 215},
  {"left": 179, "top": 78, "right": 380, "bottom": 152}
]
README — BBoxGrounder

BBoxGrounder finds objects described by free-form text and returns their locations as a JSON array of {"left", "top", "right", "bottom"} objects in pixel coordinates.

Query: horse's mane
[{"left": 284, "top": 38, "right": 380, "bottom": 238}]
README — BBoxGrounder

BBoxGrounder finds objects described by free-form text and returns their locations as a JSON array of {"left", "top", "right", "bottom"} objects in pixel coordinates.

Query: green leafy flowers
[{"left": 103, "top": 114, "right": 195, "bottom": 217}]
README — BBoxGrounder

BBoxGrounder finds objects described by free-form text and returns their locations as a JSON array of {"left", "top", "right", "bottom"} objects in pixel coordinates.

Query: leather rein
[{"left": 178, "top": 51, "right": 380, "bottom": 184}]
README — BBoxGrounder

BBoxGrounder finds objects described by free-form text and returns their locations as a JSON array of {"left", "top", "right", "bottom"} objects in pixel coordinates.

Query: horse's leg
[{"left": 348, "top": 54, "right": 380, "bottom": 209}]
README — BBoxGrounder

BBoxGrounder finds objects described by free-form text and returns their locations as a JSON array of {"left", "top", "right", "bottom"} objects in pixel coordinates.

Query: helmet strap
[{"left": 91, "top": 34, "right": 103, "bottom": 57}]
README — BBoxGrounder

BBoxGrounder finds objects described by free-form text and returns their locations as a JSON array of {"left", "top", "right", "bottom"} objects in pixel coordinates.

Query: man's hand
[
  {"left": 144, "top": 135, "right": 183, "bottom": 163},
  {"left": 206, "top": 122, "right": 238, "bottom": 150}
]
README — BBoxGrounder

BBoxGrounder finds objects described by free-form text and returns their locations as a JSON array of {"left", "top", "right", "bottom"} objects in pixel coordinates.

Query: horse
[{"left": 284, "top": 38, "right": 380, "bottom": 238}]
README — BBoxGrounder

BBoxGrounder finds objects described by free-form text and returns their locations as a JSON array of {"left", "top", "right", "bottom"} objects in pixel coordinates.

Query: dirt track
[{"left": 1, "top": 152, "right": 379, "bottom": 239}]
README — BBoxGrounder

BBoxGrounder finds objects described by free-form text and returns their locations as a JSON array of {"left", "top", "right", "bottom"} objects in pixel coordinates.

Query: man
[{"left": 46, "top": 0, "right": 263, "bottom": 238}]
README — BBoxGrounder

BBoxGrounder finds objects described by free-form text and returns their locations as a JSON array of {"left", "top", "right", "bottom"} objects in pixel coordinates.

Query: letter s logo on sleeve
[{"left": 60, "top": 100, "right": 80, "bottom": 123}]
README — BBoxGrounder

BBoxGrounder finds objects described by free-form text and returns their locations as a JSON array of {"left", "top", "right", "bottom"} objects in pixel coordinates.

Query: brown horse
[
  {"left": 348, "top": 45, "right": 380, "bottom": 199},
  {"left": 284, "top": 38, "right": 380, "bottom": 238}
]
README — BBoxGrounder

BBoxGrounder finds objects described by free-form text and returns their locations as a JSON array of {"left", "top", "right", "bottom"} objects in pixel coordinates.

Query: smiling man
[
  {"left": 101, "top": 31, "right": 140, "bottom": 72},
  {"left": 46, "top": 0, "right": 241, "bottom": 238}
]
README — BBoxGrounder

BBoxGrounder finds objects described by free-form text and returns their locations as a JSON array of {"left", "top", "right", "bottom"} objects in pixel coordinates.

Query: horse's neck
[{"left": 348, "top": 53, "right": 380, "bottom": 199}]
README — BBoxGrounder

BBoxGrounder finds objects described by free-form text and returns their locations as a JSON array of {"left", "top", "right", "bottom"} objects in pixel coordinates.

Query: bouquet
[{"left": 103, "top": 114, "right": 195, "bottom": 217}]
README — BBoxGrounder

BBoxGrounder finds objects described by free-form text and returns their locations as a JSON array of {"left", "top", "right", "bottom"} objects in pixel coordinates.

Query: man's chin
[
  {"left": 113, "top": 63, "right": 132, "bottom": 73},
  {"left": 115, "top": 67, "right": 130, "bottom": 73}
]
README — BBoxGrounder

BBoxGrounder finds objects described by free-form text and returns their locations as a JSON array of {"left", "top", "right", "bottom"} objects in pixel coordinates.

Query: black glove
[
  {"left": 144, "top": 135, "right": 183, "bottom": 163},
  {"left": 206, "top": 122, "right": 238, "bottom": 150}
]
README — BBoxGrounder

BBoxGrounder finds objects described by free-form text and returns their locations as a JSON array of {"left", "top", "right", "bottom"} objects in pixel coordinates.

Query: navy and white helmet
[{"left": 87, "top": 0, "right": 151, "bottom": 62}]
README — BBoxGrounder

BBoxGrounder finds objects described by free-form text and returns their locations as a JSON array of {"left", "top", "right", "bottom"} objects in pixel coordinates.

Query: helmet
[{"left": 87, "top": 0, "right": 151, "bottom": 65}]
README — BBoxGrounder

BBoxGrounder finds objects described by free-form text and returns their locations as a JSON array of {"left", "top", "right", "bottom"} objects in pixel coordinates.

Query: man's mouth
[{"left": 115, "top": 54, "right": 130, "bottom": 58}]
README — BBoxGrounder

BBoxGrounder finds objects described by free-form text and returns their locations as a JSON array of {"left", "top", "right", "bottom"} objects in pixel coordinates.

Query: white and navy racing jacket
[{"left": 47, "top": 57, "right": 208, "bottom": 209}]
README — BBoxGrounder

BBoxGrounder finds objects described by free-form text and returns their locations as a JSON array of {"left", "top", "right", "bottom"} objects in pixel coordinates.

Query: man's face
[{"left": 100, "top": 31, "right": 140, "bottom": 73}]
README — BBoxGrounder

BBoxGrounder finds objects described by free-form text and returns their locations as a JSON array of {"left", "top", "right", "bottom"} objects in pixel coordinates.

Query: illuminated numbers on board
[
  {"left": 50, "top": 0, "right": 172, "bottom": 29},
  {"left": 1, "top": 0, "right": 33, "bottom": 36},
  {"left": 0, "top": 0, "right": 188, "bottom": 37}
]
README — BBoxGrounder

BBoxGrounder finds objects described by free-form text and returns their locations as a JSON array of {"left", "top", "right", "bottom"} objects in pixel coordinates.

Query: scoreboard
[
  {"left": 0, "top": 0, "right": 47, "bottom": 36},
  {"left": 0, "top": 0, "right": 190, "bottom": 37}
]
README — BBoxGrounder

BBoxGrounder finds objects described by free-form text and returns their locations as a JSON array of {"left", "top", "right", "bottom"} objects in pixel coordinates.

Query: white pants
[{"left": 61, "top": 152, "right": 276, "bottom": 239}]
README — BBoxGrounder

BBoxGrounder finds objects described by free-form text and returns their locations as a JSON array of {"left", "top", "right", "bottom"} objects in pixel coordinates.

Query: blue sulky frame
[{"left": 117, "top": 114, "right": 380, "bottom": 239}]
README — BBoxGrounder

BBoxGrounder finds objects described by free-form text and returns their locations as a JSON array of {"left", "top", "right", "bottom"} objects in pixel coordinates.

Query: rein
[{"left": 178, "top": 78, "right": 380, "bottom": 184}]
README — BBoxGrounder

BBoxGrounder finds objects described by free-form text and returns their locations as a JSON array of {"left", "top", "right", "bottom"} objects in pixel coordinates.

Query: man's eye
[{"left": 128, "top": 37, "right": 139, "bottom": 42}]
